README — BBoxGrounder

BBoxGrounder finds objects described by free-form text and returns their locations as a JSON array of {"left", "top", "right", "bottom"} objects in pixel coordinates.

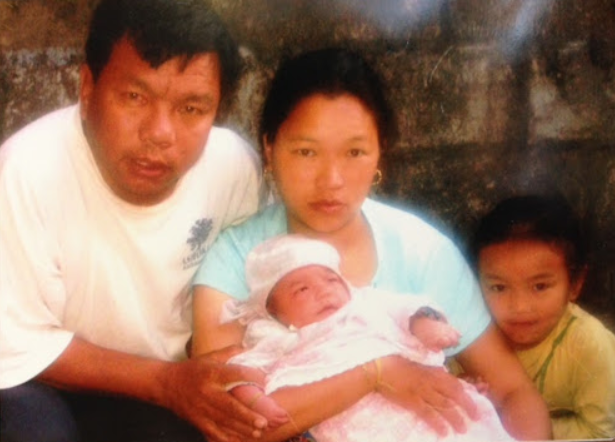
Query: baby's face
[{"left": 267, "top": 265, "right": 350, "bottom": 328}]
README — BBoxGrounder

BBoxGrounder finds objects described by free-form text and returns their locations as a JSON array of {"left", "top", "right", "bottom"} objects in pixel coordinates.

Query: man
[{"left": 0, "top": 1, "right": 266, "bottom": 441}]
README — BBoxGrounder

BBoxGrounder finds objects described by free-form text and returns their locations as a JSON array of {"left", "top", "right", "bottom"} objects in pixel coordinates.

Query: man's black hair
[{"left": 85, "top": 0, "right": 241, "bottom": 102}]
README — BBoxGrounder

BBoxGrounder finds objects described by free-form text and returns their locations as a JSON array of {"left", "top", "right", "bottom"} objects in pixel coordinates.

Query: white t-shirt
[{"left": 0, "top": 105, "right": 262, "bottom": 388}]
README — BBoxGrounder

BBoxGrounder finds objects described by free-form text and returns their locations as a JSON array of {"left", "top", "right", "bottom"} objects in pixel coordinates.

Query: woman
[{"left": 192, "top": 48, "right": 551, "bottom": 441}]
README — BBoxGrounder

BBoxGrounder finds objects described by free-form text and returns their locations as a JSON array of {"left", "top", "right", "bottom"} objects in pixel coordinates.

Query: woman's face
[{"left": 265, "top": 93, "right": 381, "bottom": 235}]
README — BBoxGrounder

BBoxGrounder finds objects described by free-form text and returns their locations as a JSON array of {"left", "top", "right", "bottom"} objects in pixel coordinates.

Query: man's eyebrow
[
  {"left": 182, "top": 93, "right": 216, "bottom": 106},
  {"left": 124, "top": 78, "right": 216, "bottom": 105}
]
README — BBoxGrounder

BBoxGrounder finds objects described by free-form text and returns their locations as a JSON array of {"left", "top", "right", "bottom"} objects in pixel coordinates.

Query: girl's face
[
  {"left": 265, "top": 93, "right": 381, "bottom": 236},
  {"left": 267, "top": 265, "right": 351, "bottom": 328},
  {"left": 478, "top": 239, "right": 583, "bottom": 351}
]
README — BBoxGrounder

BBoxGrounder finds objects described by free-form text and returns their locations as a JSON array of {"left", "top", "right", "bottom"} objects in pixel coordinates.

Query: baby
[{"left": 223, "top": 234, "right": 514, "bottom": 442}]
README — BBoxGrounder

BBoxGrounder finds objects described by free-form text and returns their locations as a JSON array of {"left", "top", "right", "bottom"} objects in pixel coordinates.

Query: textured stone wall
[{"left": 1, "top": 0, "right": 614, "bottom": 326}]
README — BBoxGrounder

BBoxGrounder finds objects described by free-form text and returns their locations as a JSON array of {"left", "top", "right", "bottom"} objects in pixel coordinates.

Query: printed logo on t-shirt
[{"left": 182, "top": 218, "right": 212, "bottom": 269}]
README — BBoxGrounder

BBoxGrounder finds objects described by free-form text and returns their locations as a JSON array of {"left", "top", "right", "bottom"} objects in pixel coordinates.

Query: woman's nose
[{"left": 317, "top": 160, "right": 344, "bottom": 189}]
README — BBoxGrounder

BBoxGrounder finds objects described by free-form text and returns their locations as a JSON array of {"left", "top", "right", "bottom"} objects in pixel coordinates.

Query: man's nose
[{"left": 140, "top": 105, "right": 176, "bottom": 148}]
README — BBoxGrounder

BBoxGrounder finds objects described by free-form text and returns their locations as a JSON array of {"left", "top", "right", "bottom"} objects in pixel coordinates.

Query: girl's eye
[
  {"left": 488, "top": 284, "right": 506, "bottom": 293},
  {"left": 533, "top": 282, "right": 552, "bottom": 292}
]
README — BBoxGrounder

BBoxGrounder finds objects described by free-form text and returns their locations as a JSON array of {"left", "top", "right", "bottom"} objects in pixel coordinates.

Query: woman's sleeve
[
  {"left": 414, "top": 238, "right": 491, "bottom": 354},
  {"left": 192, "top": 228, "right": 252, "bottom": 301}
]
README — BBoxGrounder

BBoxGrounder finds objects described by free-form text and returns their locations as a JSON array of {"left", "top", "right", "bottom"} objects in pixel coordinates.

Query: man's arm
[
  {"left": 456, "top": 323, "right": 552, "bottom": 440},
  {"left": 39, "top": 336, "right": 267, "bottom": 442}
]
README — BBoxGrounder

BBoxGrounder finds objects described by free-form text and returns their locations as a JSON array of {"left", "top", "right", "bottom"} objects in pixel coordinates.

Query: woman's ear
[
  {"left": 263, "top": 136, "right": 273, "bottom": 169},
  {"left": 79, "top": 64, "right": 95, "bottom": 120},
  {"left": 569, "top": 266, "right": 588, "bottom": 302}
]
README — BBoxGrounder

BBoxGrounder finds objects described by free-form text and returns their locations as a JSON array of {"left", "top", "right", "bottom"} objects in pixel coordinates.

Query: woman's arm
[
  {"left": 192, "top": 286, "right": 480, "bottom": 441},
  {"left": 255, "top": 356, "right": 481, "bottom": 442},
  {"left": 456, "top": 324, "right": 552, "bottom": 440},
  {"left": 192, "top": 285, "right": 246, "bottom": 356}
]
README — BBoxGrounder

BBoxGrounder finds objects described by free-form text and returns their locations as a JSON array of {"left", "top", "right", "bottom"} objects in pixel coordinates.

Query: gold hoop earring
[
  {"left": 372, "top": 169, "right": 382, "bottom": 186},
  {"left": 263, "top": 167, "right": 273, "bottom": 182}
]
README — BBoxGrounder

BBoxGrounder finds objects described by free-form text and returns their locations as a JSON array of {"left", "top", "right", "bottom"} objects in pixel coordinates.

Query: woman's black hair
[
  {"left": 85, "top": 0, "right": 241, "bottom": 103},
  {"left": 472, "top": 194, "right": 588, "bottom": 281},
  {"left": 259, "top": 47, "right": 398, "bottom": 152}
]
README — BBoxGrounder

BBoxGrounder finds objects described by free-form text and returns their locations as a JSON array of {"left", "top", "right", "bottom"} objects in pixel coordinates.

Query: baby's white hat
[{"left": 245, "top": 234, "right": 342, "bottom": 318}]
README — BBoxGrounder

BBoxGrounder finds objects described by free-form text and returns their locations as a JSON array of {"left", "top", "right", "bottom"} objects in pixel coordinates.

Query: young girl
[
  {"left": 472, "top": 194, "right": 615, "bottom": 440},
  {"left": 225, "top": 234, "right": 513, "bottom": 442}
]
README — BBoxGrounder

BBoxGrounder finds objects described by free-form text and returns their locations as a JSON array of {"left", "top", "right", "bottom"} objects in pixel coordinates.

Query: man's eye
[
  {"left": 123, "top": 92, "right": 143, "bottom": 102},
  {"left": 182, "top": 105, "right": 204, "bottom": 116}
]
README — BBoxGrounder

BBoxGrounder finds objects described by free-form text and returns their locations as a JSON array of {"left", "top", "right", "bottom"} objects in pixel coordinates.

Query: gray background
[{"left": 1, "top": 0, "right": 614, "bottom": 327}]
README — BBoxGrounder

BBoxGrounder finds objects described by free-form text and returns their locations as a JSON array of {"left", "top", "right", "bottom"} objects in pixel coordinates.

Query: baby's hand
[
  {"left": 231, "top": 384, "right": 289, "bottom": 429},
  {"left": 410, "top": 311, "right": 461, "bottom": 351},
  {"left": 251, "top": 394, "right": 290, "bottom": 428},
  {"left": 460, "top": 375, "right": 491, "bottom": 397}
]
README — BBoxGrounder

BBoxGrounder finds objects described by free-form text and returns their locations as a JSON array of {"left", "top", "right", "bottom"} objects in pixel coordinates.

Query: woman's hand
[{"left": 377, "top": 355, "right": 479, "bottom": 436}]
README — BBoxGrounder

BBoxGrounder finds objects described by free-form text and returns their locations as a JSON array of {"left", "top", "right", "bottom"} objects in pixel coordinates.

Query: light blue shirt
[{"left": 193, "top": 198, "right": 491, "bottom": 354}]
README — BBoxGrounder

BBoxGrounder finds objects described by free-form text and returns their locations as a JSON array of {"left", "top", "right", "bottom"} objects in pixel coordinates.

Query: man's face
[{"left": 80, "top": 37, "right": 221, "bottom": 205}]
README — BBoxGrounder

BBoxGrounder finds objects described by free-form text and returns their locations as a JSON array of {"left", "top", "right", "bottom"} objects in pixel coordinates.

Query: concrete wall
[{"left": 1, "top": 0, "right": 614, "bottom": 326}]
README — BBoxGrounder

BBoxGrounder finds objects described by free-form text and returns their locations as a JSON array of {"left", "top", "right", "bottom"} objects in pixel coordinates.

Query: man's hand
[
  {"left": 377, "top": 355, "right": 479, "bottom": 436},
  {"left": 158, "top": 356, "right": 268, "bottom": 442}
]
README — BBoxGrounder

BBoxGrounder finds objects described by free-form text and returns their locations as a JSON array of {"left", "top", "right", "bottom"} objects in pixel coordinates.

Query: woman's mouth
[{"left": 309, "top": 200, "right": 344, "bottom": 214}]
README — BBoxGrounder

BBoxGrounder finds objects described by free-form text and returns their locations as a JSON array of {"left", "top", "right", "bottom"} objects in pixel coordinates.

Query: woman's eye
[
  {"left": 297, "top": 148, "right": 314, "bottom": 157},
  {"left": 348, "top": 148, "right": 364, "bottom": 157}
]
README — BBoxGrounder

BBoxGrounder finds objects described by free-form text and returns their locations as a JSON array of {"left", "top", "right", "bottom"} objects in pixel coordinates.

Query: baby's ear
[{"left": 569, "top": 266, "right": 588, "bottom": 302}]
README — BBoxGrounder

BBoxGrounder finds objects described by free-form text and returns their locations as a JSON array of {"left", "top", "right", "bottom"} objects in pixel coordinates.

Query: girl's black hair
[{"left": 472, "top": 194, "right": 588, "bottom": 281}]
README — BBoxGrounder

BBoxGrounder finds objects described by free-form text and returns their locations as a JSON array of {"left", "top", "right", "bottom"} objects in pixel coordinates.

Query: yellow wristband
[{"left": 361, "top": 358, "right": 381, "bottom": 390}]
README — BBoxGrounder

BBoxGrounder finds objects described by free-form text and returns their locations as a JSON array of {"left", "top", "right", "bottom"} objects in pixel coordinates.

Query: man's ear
[
  {"left": 569, "top": 266, "right": 588, "bottom": 302},
  {"left": 79, "top": 64, "right": 94, "bottom": 120}
]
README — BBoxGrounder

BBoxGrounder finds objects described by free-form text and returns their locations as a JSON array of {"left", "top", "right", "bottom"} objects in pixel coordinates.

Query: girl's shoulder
[{"left": 566, "top": 303, "right": 615, "bottom": 352}]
